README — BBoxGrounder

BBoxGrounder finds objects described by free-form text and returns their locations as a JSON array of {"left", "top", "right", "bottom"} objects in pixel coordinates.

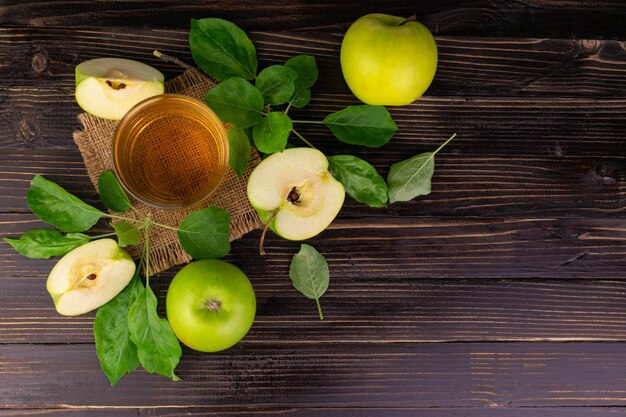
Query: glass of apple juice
[{"left": 112, "top": 94, "right": 229, "bottom": 209}]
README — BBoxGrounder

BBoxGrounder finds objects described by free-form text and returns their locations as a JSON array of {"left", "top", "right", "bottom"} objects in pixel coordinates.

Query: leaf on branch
[
  {"left": 98, "top": 170, "right": 132, "bottom": 213},
  {"left": 252, "top": 111, "right": 292, "bottom": 154},
  {"left": 189, "top": 18, "right": 258, "bottom": 81},
  {"left": 94, "top": 274, "right": 143, "bottom": 386},
  {"left": 386, "top": 133, "right": 457, "bottom": 203},
  {"left": 113, "top": 221, "right": 142, "bottom": 247},
  {"left": 285, "top": 55, "right": 317, "bottom": 108},
  {"left": 177, "top": 207, "right": 231, "bottom": 259},
  {"left": 227, "top": 127, "right": 252, "bottom": 176},
  {"left": 4, "top": 229, "right": 90, "bottom": 259},
  {"left": 204, "top": 77, "right": 264, "bottom": 129},
  {"left": 285, "top": 55, "right": 318, "bottom": 88},
  {"left": 128, "top": 284, "right": 182, "bottom": 381},
  {"left": 26, "top": 174, "right": 104, "bottom": 232},
  {"left": 327, "top": 155, "right": 388, "bottom": 207},
  {"left": 323, "top": 105, "right": 397, "bottom": 148},
  {"left": 255, "top": 65, "right": 298, "bottom": 105}
]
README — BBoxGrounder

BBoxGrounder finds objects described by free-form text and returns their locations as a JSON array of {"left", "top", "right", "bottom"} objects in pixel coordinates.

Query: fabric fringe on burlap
[{"left": 73, "top": 70, "right": 262, "bottom": 275}]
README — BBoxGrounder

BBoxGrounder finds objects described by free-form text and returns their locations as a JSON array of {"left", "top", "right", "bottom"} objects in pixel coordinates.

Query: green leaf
[
  {"left": 252, "top": 112, "right": 292, "bottom": 154},
  {"left": 178, "top": 207, "right": 231, "bottom": 259},
  {"left": 255, "top": 65, "right": 298, "bottom": 105},
  {"left": 227, "top": 127, "right": 252, "bottom": 176},
  {"left": 290, "top": 87, "right": 311, "bottom": 109},
  {"left": 285, "top": 55, "right": 318, "bottom": 88},
  {"left": 327, "top": 155, "right": 388, "bottom": 208},
  {"left": 4, "top": 229, "right": 90, "bottom": 259},
  {"left": 98, "top": 170, "right": 132, "bottom": 213},
  {"left": 204, "top": 77, "right": 264, "bottom": 129},
  {"left": 189, "top": 18, "right": 258, "bottom": 81},
  {"left": 113, "top": 221, "right": 142, "bottom": 247},
  {"left": 285, "top": 55, "right": 317, "bottom": 109},
  {"left": 387, "top": 133, "right": 457, "bottom": 203},
  {"left": 289, "top": 244, "right": 329, "bottom": 320},
  {"left": 26, "top": 175, "right": 104, "bottom": 232},
  {"left": 94, "top": 273, "right": 143, "bottom": 386},
  {"left": 128, "top": 284, "right": 181, "bottom": 381},
  {"left": 322, "top": 105, "right": 398, "bottom": 148}
]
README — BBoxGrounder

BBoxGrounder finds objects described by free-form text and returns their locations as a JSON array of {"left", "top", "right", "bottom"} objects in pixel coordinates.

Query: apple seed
[
  {"left": 105, "top": 80, "right": 127, "bottom": 90},
  {"left": 86, "top": 273, "right": 97, "bottom": 280},
  {"left": 287, "top": 187, "right": 301, "bottom": 204}
]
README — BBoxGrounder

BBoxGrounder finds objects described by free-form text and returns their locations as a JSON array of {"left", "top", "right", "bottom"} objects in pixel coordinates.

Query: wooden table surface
[{"left": 2, "top": 1, "right": 626, "bottom": 416}]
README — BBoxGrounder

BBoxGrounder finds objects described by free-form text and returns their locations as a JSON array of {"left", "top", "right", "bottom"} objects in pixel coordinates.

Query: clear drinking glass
[{"left": 112, "top": 94, "right": 229, "bottom": 209}]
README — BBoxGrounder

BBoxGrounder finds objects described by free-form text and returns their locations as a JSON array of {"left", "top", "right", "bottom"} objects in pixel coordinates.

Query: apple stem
[
  {"left": 399, "top": 15, "right": 417, "bottom": 26},
  {"left": 259, "top": 210, "right": 278, "bottom": 256}
]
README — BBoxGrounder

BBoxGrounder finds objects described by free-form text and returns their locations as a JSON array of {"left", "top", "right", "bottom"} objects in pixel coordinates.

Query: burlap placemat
[{"left": 73, "top": 70, "right": 262, "bottom": 274}]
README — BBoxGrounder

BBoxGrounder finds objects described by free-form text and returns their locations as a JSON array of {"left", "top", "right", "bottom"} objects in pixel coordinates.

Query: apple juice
[{"left": 113, "top": 94, "right": 229, "bottom": 208}]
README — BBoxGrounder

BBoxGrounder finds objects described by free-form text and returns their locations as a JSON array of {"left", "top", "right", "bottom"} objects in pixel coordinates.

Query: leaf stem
[
  {"left": 291, "top": 128, "right": 317, "bottom": 149},
  {"left": 315, "top": 299, "right": 324, "bottom": 320},
  {"left": 91, "top": 231, "right": 117, "bottom": 239},
  {"left": 143, "top": 218, "right": 151, "bottom": 285},
  {"left": 150, "top": 220, "right": 180, "bottom": 232},
  {"left": 284, "top": 97, "right": 294, "bottom": 115},
  {"left": 153, "top": 50, "right": 212, "bottom": 82},
  {"left": 291, "top": 120, "right": 324, "bottom": 125},
  {"left": 432, "top": 133, "right": 457, "bottom": 156}
]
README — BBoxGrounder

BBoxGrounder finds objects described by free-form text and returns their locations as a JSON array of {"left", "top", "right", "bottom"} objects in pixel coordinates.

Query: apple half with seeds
[
  {"left": 47, "top": 239, "right": 136, "bottom": 316},
  {"left": 75, "top": 57, "right": 164, "bottom": 120},
  {"left": 247, "top": 148, "right": 345, "bottom": 244}
]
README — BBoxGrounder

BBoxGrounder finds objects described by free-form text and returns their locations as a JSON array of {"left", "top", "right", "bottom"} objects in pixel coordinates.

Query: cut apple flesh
[
  {"left": 247, "top": 148, "right": 345, "bottom": 241},
  {"left": 75, "top": 57, "right": 164, "bottom": 120},
  {"left": 47, "top": 238, "right": 136, "bottom": 316}
]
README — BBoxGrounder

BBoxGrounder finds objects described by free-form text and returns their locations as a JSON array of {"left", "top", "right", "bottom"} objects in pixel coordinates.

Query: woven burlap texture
[{"left": 73, "top": 70, "right": 262, "bottom": 274}]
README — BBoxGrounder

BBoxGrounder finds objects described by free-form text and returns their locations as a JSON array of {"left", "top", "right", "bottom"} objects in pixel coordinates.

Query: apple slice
[
  {"left": 75, "top": 57, "right": 164, "bottom": 120},
  {"left": 247, "top": 148, "right": 345, "bottom": 242},
  {"left": 47, "top": 239, "right": 136, "bottom": 316}
]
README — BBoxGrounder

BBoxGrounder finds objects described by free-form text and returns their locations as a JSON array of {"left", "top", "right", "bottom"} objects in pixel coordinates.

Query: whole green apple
[
  {"left": 166, "top": 260, "right": 256, "bottom": 352},
  {"left": 340, "top": 14, "right": 437, "bottom": 106}
]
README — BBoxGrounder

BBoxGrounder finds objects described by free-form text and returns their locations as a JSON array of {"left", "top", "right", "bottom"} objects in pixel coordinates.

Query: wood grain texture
[
  {"left": 2, "top": 0, "right": 626, "bottom": 40},
  {"left": 4, "top": 343, "right": 626, "bottom": 408},
  {"left": 4, "top": 28, "right": 626, "bottom": 98},
  {"left": 2, "top": 212, "right": 626, "bottom": 343},
  {"left": 1, "top": 2, "right": 626, "bottom": 415},
  {"left": 5, "top": 409, "right": 626, "bottom": 417},
  {"left": 1, "top": 151, "right": 623, "bottom": 219}
]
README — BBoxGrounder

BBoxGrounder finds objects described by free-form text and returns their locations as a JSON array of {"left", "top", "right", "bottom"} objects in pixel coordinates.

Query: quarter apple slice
[
  {"left": 247, "top": 148, "right": 345, "bottom": 242},
  {"left": 75, "top": 57, "right": 164, "bottom": 120},
  {"left": 47, "top": 238, "right": 136, "bottom": 316}
]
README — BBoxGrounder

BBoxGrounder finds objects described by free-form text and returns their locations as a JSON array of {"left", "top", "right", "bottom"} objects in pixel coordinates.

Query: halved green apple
[
  {"left": 247, "top": 148, "right": 345, "bottom": 242},
  {"left": 75, "top": 57, "right": 164, "bottom": 120},
  {"left": 46, "top": 239, "right": 136, "bottom": 316}
]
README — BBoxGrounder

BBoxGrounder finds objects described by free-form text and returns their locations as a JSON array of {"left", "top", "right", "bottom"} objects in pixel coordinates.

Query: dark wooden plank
[
  {"left": 1, "top": 150, "right": 623, "bottom": 219},
  {"left": 3, "top": 212, "right": 626, "bottom": 281},
  {"left": 2, "top": 212, "right": 626, "bottom": 343},
  {"left": 5, "top": 28, "right": 626, "bottom": 98},
  {"left": 2, "top": 0, "right": 626, "bottom": 40},
  {"left": 4, "top": 343, "right": 626, "bottom": 408},
  {"left": 3, "top": 408, "right": 626, "bottom": 417}
]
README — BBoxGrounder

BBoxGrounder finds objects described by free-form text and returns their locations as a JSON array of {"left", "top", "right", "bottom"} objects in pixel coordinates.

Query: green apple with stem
[
  {"left": 247, "top": 148, "right": 345, "bottom": 253},
  {"left": 47, "top": 238, "right": 136, "bottom": 316},
  {"left": 75, "top": 57, "right": 164, "bottom": 120},
  {"left": 340, "top": 13, "right": 437, "bottom": 106},
  {"left": 166, "top": 259, "right": 256, "bottom": 352}
]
